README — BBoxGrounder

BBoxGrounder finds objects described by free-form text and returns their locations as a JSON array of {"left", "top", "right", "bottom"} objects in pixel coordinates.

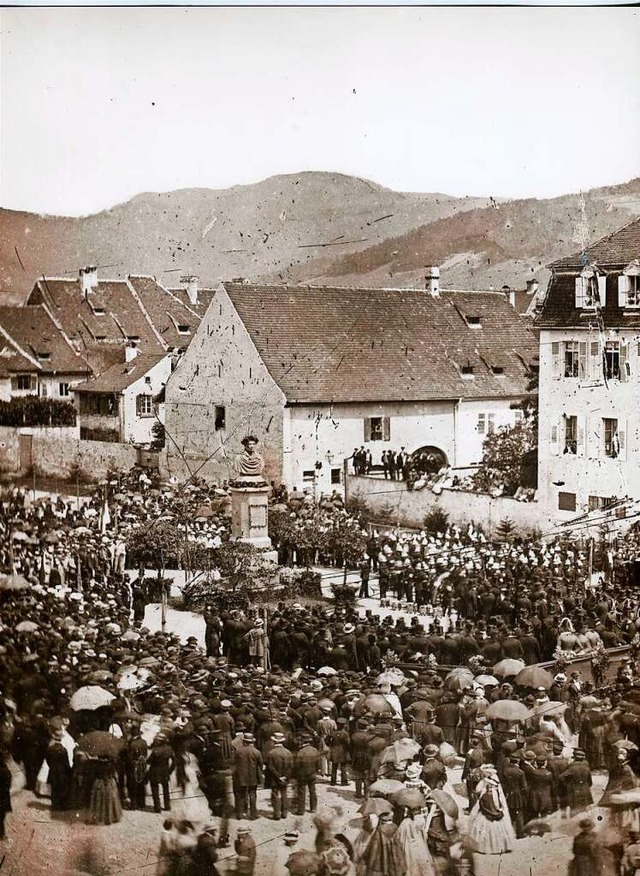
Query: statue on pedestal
[{"left": 233, "top": 435, "right": 265, "bottom": 478}]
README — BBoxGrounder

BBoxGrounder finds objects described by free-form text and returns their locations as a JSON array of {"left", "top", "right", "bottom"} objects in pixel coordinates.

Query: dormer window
[
  {"left": 575, "top": 270, "right": 606, "bottom": 309},
  {"left": 177, "top": 324, "right": 191, "bottom": 335},
  {"left": 466, "top": 315, "right": 482, "bottom": 327},
  {"left": 92, "top": 306, "right": 106, "bottom": 315},
  {"left": 37, "top": 352, "right": 51, "bottom": 361},
  {"left": 491, "top": 365, "right": 504, "bottom": 375},
  {"left": 461, "top": 363, "right": 475, "bottom": 377},
  {"left": 127, "top": 336, "right": 141, "bottom": 343},
  {"left": 619, "top": 261, "right": 640, "bottom": 308}
]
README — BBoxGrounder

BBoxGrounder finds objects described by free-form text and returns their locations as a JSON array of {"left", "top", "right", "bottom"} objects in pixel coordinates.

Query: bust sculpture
[{"left": 233, "top": 435, "right": 265, "bottom": 478}]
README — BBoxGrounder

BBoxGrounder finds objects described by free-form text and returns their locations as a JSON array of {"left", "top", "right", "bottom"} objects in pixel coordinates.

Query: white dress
[
  {"left": 468, "top": 779, "right": 516, "bottom": 854},
  {"left": 397, "top": 812, "right": 437, "bottom": 876}
]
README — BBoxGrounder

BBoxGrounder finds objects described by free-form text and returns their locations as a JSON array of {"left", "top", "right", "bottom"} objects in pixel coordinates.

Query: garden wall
[
  {"left": 347, "top": 475, "right": 556, "bottom": 535},
  {"left": 0, "top": 426, "right": 138, "bottom": 480}
]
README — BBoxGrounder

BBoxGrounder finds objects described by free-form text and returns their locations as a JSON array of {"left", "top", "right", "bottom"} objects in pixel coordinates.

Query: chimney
[
  {"left": 502, "top": 285, "right": 516, "bottom": 308},
  {"left": 79, "top": 266, "right": 98, "bottom": 297},
  {"left": 526, "top": 278, "right": 539, "bottom": 296},
  {"left": 125, "top": 343, "right": 139, "bottom": 363},
  {"left": 181, "top": 274, "right": 199, "bottom": 305},
  {"left": 425, "top": 265, "right": 440, "bottom": 297}
]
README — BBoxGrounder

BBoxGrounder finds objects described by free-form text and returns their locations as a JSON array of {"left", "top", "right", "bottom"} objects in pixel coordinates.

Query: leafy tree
[
  {"left": 474, "top": 419, "right": 536, "bottom": 496},
  {"left": 210, "top": 541, "right": 276, "bottom": 591},
  {"left": 150, "top": 421, "right": 166, "bottom": 450}
]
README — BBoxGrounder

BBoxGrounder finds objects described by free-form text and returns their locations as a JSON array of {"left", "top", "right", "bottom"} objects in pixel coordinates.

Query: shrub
[
  {"left": 0, "top": 397, "right": 76, "bottom": 427},
  {"left": 423, "top": 507, "right": 449, "bottom": 534},
  {"left": 496, "top": 518, "right": 516, "bottom": 541}
]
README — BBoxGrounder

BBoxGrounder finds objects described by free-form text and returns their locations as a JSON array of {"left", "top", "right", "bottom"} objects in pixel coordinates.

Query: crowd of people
[{"left": 1, "top": 469, "right": 640, "bottom": 875}]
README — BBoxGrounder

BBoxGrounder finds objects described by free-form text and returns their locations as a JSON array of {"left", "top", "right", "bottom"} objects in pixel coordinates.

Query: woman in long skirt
[
  {"left": 397, "top": 807, "right": 437, "bottom": 876},
  {"left": 87, "top": 757, "right": 122, "bottom": 825},
  {"left": 468, "top": 767, "right": 516, "bottom": 855}
]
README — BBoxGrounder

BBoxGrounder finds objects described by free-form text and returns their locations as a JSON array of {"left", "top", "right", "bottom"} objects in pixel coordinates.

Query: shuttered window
[{"left": 364, "top": 416, "right": 390, "bottom": 442}]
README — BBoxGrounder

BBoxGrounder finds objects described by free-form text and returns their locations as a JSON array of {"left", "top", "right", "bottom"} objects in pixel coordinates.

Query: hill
[
  {"left": 1, "top": 172, "right": 639, "bottom": 304},
  {"left": 0, "top": 172, "right": 490, "bottom": 304}
]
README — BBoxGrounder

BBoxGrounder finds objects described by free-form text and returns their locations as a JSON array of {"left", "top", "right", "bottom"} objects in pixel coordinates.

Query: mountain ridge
[{"left": 1, "top": 171, "right": 638, "bottom": 305}]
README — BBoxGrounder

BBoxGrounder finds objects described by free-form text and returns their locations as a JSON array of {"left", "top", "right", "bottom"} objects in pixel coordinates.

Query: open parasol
[
  {"left": 352, "top": 694, "right": 394, "bottom": 717},
  {"left": 317, "top": 698, "right": 336, "bottom": 712},
  {"left": 15, "top": 620, "right": 39, "bottom": 633},
  {"left": 444, "top": 668, "right": 474, "bottom": 692},
  {"left": 380, "top": 738, "right": 421, "bottom": 766},
  {"left": 475, "top": 674, "right": 499, "bottom": 687},
  {"left": 486, "top": 700, "right": 532, "bottom": 723},
  {"left": 121, "top": 630, "right": 141, "bottom": 643},
  {"left": 70, "top": 685, "right": 116, "bottom": 711},
  {"left": 76, "top": 730, "right": 124, "bottom": 760},
  {"left": 369, "top": 778, "right": 405, "bottom": 798},
  {"left": 533, "top": 700, "right": 568, "bottom": 718},
  {"left": 11, "top": 531, "right": 28, "bottom": 541},
  {"left": 0, "top": 573, "right": 30, "bottom": 592},
  {"left": 493, "top": 658, "right": 525, "bottom": 678},
  {"left": 358, "top": 797, "right": 394, "bottom": 816},
  {"left": 430, "top": 789, "right": 459, "bottom": 819},
  {"left": 614, "top": 739, "right": 639, "bottom": 752},
  {"left": 317, "top": 666, "right": 337, "bottom": 676},
  {"left": 514, "top": 666, "right": 554, "bottom": 690},
  {"left": 376, "top": 669, "right": 406, "bottom": 688},
  {"left": 391, "top": 787, "right": 427, "bottom": 808}
]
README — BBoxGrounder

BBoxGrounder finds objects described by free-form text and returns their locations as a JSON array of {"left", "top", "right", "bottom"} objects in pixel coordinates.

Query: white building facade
[{"left": 537, "top": 218, "right": 640, "bottom": 517}]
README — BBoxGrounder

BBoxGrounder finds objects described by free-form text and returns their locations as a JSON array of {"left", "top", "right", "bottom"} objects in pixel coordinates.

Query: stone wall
[
  {"left": 348, "top": 474, "right": 555, "bottom": 535},
  {"left": 0, "top": 426, "right": 138, "bottom": 480}
]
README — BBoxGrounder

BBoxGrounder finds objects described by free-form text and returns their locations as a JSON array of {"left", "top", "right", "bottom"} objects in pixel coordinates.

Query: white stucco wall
[
  {"left": 456, "top": 397, "right": 524, "bottom": 466},
  {"left": 538, "top": 328, "right": 640, "bottom": 516},
  {"left": 121, "top": 356, "right": 172, "bottom": 445},
  {"left": 283, "top": 397, "right": 525, "bottom": 496}
]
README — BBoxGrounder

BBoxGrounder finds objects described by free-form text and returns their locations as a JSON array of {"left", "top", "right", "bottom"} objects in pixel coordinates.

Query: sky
[{"left": 1, "top": 7, "right": 639, "bottom": 217}]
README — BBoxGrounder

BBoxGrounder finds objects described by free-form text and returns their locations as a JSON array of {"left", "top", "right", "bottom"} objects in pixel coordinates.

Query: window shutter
[
  {"left": 589, "top": 341, "right": 600, "bottom": 379},
  {"left": 382, "top": 417, "right": 391, "bottom": 441},
  {"left": 136, "top": 395, "right": 143, "bottom": 417},
  {"left": 620, "top": 342, "right": 629, "bottom": 382},
  {"left": 477, "top": 414, "right": 486, "bottom": 435},
  {"left": 488, "top": 413, "right": 495, "bottom": 434},
  {"left": 577, "top": 417, "right": 586, "bottom": 456},
  {"left": 619, "top": 275, "right": 630, "bottom": 308},
  {"left": 578, "top": 342, "right": 587, "bottom": 378},
  {"left": 618, "top": 421, "right": 627, "bottom": 461},
  {"left": 575, "top": 276, "right": 585, "bottom": 308},
  {"left": 597, "top": 275, "right": 607, "bottom": 307},
  {"left": 550, "top": 422, "right": 559, "bottom": 455},
  {"left": 363, "top": 418, "right": 372, "bottom": 442},
  {"left": 551, "top": 342, "right": 561, "bottom": 379}
]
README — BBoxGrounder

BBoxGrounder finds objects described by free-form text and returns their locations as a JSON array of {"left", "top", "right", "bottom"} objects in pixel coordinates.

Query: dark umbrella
[
  {"left": 352, "top": 694, "right": 394, "bottom": 718},
  {"left": 76, "top": 731, "right": 124, "bottom": 760},
  {"left": 390, "top": 787, "right": 427, "bottom": 808},
  {"left": 514, "top": 666, "right": 554, "bottom": 690},
  {"left": 358, "top": 798, "right": 394, "bottom": 816}
]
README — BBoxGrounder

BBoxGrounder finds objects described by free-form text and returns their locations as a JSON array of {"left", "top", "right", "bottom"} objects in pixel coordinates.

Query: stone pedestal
[{"left": 230, "top": 475, "right": 273, "bottom": 550}]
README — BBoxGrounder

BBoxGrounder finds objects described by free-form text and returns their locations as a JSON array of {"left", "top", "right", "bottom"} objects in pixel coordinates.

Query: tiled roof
[
  {"left": 29, "top": 278, "right": 166, "bottom": 353},
  {"left": 127, "top": 276, "right": 203, "bottom": 350},
  {"left": 74, "top": 353, "right": 166, "bottom": 394},
  {"left": 223, "top": 283, "right": 538, "bottom": 404},
  {"left": 168, "top": 287, "right": 217, "bottom": 316},
  {"left": 0, "top": 305, "right": 90, "bottom": 378},
  {"left": 550, "top": 216, "right": 640, "bottom": 270}
]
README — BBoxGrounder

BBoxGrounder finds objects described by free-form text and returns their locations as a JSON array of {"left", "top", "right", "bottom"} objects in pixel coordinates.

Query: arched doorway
[{"left": 411, "top": 445, "right": 448, "bottom": 476}]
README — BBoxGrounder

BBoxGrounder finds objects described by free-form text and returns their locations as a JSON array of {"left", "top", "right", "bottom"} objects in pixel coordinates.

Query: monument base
[{"left": 230, "top": 475, "right": 273, "bottom": 550}]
